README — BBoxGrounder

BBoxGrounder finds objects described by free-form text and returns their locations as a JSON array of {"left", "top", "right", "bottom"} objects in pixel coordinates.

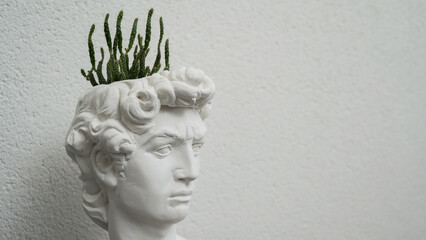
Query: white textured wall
[{"left": 1, "top": 1, "right": 426, "bottom": 239}]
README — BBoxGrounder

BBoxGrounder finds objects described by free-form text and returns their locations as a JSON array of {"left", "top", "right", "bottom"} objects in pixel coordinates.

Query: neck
[{"left": 108, "top": 203, "right": 177, "bottom": 240}]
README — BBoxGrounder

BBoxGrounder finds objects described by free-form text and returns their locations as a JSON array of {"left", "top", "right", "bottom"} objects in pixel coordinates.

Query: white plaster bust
[{"left": 65, "top": 67, "right": 215, "bottom": 240}]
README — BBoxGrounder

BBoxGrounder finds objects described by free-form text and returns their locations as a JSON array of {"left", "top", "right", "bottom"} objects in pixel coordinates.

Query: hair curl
[{"left": 65, "top": 67, "right": 214, "bottom": 229}]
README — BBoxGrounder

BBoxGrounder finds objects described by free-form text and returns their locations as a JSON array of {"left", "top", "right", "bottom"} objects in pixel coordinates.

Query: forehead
[
  {"left": 152, "top": 106, "right": 204, "bottom": 128},
  {"left": 133, "top": 107, "right": 206, "bottom": 142}
]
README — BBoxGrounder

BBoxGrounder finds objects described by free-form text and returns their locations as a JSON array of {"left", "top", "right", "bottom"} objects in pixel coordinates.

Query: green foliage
[
  {"left": 126, "top": 18, "right": 138, "bottom": 53},
  {"left": 151, "top": 17, "right": 163, "bottom": 74},
  {"left": 115, "top": 10, "right": 124, "bottom": 55},
  {"left": 88, "top": 24, "right": 96, "bottom": 69},
  {"left": 81, "top": 9, "right": 171, "bottom": 86},
  {"left": 96, "top": 47, "right": 107, "bottom": 84},
  {"left": 164, "top": 39, "right": 170, "bottom": 71},
  {"left": 104, "top": 14, "right": 112, "bottom": 52},
  {"left": 144, "top": 9, "right": 153, "bottom": 52}
]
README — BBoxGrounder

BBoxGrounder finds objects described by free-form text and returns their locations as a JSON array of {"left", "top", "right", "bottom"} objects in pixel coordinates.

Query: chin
[{"left": 162, "top": 204, "right": 190, "bottom": 223}]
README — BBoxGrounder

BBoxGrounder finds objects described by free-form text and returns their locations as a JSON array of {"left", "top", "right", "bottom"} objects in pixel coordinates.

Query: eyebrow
[
  {"left": 144, "top": 128, "right": 183, "bottom": 143},
  {"left": 143, "top": 127, "right": 206, "bottom": 146}
]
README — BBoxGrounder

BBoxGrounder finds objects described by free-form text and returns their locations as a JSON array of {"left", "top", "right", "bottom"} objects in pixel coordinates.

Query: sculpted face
[{"left": 110, "top": 106, "right": 206, "bottom": 225}]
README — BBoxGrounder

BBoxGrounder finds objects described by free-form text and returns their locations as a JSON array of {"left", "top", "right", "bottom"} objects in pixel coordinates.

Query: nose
[{"left": 174, "top": 143, "right": 200, "bottom": 183}]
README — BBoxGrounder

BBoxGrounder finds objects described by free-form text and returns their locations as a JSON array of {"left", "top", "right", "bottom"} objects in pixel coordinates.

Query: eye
[
  {"left": 192, "top": 143, "right": 203, "bottom": 156},
  {"left": 153, "top": 144, "right": 173, "bottom": 158}
]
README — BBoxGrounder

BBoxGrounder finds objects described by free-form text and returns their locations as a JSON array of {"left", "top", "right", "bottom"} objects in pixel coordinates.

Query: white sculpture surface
[{"left": 65, "top": 67, "right": 215, "bottom": 240}]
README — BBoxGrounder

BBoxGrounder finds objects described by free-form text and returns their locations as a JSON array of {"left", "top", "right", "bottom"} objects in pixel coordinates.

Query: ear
[{"left": 90, "top": 149, "right": 118, "bottom": 189}]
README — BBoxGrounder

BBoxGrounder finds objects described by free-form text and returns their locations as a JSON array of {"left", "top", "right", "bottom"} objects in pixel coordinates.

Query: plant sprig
[{"left": 81, "top": 9, "right": 171, "bottom": 86}]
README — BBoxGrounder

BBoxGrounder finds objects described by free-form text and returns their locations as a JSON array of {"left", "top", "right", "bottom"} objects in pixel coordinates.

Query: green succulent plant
[{"left": 81, "top": 9, "right": 170, "bottom": 86}]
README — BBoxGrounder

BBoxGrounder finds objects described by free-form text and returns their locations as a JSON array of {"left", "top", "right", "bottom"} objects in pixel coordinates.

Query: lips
[{"left": 169, "top": 190, "right": 192, "bottom": 202}]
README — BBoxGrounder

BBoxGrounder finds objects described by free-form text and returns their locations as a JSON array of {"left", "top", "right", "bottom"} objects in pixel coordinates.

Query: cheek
[
  {"left": 114, "top": 152, "right": 175, "bottom": 214},
  {"left": 122, "top": 151, "right": 174, "bottom": 195}
]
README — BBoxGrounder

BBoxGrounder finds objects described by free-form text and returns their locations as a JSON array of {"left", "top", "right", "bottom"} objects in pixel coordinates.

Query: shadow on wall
[{"left": 15, "top": 147, "right": 108, "bottom": 240}]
